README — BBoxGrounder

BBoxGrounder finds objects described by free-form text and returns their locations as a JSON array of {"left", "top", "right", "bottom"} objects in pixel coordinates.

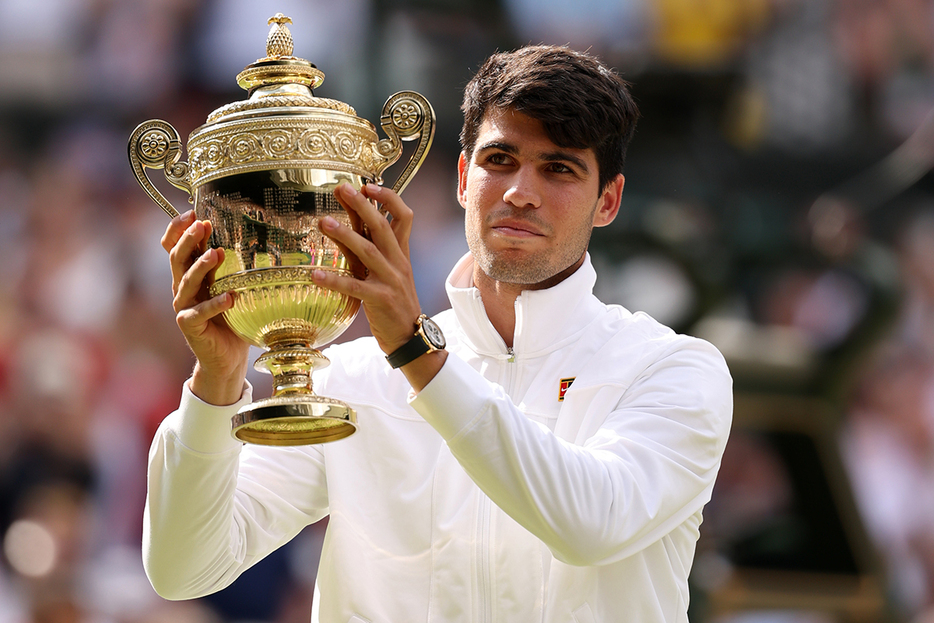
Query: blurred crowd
[{"left": 0, "top": 1, "right": 933, "bottom": 622}]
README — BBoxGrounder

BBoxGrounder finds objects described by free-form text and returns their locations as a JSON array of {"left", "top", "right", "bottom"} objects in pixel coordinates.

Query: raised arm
[
  {"left": 412, "top": 331, "right": 732, "bottom": 567},
  {"left": 145, "top": 212, "right": 322, "bottom": 598},
  {"left": 160, "top": 210, "right": 251, "bottom": 404},
  {"left": 310, "top": 183, "right": 447, "bottom": 391}
]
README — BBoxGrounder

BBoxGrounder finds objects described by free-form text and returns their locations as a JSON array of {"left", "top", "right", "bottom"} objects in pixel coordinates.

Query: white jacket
[{"left": 144, "top": 253, "right": 733, "bottom": 623}]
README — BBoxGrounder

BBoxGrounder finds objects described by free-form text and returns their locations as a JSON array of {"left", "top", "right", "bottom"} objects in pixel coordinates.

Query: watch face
[{"left": 420, "top": 317, "right": 446, "bottom": 349}]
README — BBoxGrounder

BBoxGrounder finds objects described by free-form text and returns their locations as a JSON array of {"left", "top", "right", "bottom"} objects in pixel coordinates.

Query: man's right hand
[{"left": 162, "top": 210, "right": 250, "bottom": 406}]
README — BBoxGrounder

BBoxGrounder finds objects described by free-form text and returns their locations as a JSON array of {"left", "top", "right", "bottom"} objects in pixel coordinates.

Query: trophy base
[{"left": 231, "top": 395, "right": 357, "bottom": 446}]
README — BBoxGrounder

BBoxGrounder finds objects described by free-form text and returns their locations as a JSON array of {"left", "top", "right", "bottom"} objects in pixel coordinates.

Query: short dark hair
[{"left": 460, "top": 45, "right": 640, "bottom": 191}]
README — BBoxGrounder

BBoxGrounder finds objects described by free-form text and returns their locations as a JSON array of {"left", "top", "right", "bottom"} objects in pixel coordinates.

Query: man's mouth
[{"left": 490, "top": 218, "right": 546, "bottom": 238}]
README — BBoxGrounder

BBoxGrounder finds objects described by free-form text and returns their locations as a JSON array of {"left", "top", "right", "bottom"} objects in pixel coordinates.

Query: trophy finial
[
  {"left": 266, "top": 13, "right": 294, "bottom": 58},
  {"left": 235, "top": 13, "right": 325, "bottom": 94}
]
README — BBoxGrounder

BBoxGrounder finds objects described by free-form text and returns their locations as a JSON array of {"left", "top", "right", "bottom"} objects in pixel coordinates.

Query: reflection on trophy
[{"left": 128, "top": 13, "right": 435, "bottom": 446}]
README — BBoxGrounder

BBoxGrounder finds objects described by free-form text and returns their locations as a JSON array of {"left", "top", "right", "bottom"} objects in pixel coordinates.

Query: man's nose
[{"left": 503, "top": 167, "right": 542, "bottom": 209}]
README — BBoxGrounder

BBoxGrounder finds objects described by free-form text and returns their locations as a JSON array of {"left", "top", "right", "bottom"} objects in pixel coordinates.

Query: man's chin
[
  {"left": 479, "top": 254, "right": 556, "bottom": 286},
  {"left": 475, "top": 247, "right": 587, "bottom": 289}
]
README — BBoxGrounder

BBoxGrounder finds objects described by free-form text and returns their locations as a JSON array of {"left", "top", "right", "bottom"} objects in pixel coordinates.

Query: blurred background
[{"left": 0, "top": 0, "right": 933, "bottom": 622}]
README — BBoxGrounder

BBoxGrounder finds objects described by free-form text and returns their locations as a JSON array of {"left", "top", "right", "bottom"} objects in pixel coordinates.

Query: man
[{"left": 145, "top": 45, "right": 732, "bottom": 622}]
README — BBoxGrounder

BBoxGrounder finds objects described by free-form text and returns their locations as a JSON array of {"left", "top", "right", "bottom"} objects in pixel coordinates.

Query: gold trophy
[{"left": 128, "top": 13, "right": 434, "bottom": 446}]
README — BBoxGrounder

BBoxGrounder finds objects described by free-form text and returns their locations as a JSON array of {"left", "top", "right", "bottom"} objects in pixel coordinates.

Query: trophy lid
[
  {"left": 156, "top": 12, "right": 433, "bottom": 192},
  {"left": 205, "top": 13, "right": 356, "bottom": 124},
  {"left": 129, "top": 13, "right": 432, "bottom": 213}
]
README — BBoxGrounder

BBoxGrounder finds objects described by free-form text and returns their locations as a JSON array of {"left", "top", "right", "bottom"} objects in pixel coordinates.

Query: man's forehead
[{"left": 477, "top": 107, "right": 543, "bottom": 138}]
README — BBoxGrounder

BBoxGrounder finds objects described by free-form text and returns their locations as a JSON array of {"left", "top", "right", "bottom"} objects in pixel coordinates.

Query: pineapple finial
[{"left": 266, "top": 13, "right": 294, "bottom": 58}]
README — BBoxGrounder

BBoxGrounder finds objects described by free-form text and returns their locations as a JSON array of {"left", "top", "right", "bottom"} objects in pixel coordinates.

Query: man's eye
[
  {"left": 548, "top": 163, "right": 572, "bottom": 173},
  {"left": 488, "top": 153, "right": 510, "bottom": 165}
]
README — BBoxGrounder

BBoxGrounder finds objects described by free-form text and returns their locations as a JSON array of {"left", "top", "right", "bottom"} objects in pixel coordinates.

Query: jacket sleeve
[
  {"left": 143, "top": 381, "right": 329, "bottom": 599},
  {"left": 409, "top": 336, "right": 733, "bottom": 567}
]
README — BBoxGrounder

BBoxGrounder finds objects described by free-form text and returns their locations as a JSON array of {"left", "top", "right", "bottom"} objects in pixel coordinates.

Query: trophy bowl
[{"left": 128, "top": 14, "right": 434, "bottom": 446}]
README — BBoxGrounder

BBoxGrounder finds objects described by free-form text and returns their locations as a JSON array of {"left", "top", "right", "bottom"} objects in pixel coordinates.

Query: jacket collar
[{"left": 444, "top": 253, "right": 605, "bottom": 359}]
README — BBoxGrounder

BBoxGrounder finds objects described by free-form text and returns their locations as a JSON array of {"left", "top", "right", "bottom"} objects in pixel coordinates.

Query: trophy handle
[
  {"left": 376, "top": 92, "right": 436, "bottom": 195},
  {"left": 128, "top": 120, "right": 193, "bottom": 218}
]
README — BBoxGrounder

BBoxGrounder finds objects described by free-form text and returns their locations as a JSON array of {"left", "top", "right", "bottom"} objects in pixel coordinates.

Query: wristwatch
[{"left": 386, "top": 314, "right": 446, "bottom": 369}]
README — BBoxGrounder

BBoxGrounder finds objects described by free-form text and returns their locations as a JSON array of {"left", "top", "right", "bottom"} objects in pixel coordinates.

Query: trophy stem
[
  {"left": 254, "top": 344, "right": 327, "bottom": 396},
  {"left": 230, "top": 343, "right": 357, "bottom": 446}
]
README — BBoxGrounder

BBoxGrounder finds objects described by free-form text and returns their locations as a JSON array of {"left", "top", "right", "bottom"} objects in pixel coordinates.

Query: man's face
[{"left": 457, "top": 108, "right": 623, "bottom": 288}]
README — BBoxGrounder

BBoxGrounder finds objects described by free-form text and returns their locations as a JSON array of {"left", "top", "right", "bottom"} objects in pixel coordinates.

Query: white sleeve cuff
[
  {"left": 409, "top": 354, "right": 492, "bottom": 441},
  {"left": 164, "top": 379, "right": 253, "bottom": 454}
]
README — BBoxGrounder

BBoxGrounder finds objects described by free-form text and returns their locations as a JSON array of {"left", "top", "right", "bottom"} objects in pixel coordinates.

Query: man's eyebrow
[{"left": 475, "top": 140, "right": 518, "bottom": 154}]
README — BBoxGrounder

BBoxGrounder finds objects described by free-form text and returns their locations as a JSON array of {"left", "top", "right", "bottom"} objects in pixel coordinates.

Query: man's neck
[
  {"left": 472, "top": 255, "right": 585, "bottom": 349},
  {"left": 473, "top": 270, "right": 523, "bottom": 348}
]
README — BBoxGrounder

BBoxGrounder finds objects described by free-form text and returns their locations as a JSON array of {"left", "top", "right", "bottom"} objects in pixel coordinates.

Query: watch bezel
[
  {"left": 418, "top": 315, "right": 445, "bottom": 350},
  {"left": 385, "top": 313, "right": 446, "bottom": 369}
]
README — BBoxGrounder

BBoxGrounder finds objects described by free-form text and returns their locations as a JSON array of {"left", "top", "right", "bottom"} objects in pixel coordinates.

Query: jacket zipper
[
  {"left": 478, "top": 494, "right": 492, "bottom": 623},
  {"left": 477, "top": 346, "right": 518, "bottom": 622}
]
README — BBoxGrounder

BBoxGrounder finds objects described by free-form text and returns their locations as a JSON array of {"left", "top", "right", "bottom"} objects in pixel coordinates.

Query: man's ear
[
  {"left": 457, "top": 152, "right": 469, "bottom": 210},
  {"left": 593, "top": 174, "right": 625, "bottom": 228}
]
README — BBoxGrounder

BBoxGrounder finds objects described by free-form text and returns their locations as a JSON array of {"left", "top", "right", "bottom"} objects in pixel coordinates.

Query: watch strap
[
  {"left": 386, "top": 332, "right": 433, "bottom": 369},
  {"left": 386, "top": 315, "right": 441, "bottom": 369}
]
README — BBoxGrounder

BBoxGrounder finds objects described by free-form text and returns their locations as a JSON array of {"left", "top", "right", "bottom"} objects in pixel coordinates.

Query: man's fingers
[
  {"left": 176, "top": 291, "right": 234, "bottom": 334},
  {"left": 335, "top": 184, "right": 410, "bottom": 261},
  {"left": 161, "top": 210, "right": 197, "bottom": 253},
  {"left": 310, "top": 267, "right": 365, "bottom": 301},
  {"left": 318, "top": 214, "right": 393, "bottom": 281},
  {"left": 174, "top": 247, "right": 223, "bottom": 312},
  {"left": 326, "top": 230, "right": 367, "bottom": 280},
  {"left": 168, "top": 219, "right": 213, "bottom": 294},
  {"left": 362, "top": 184, "right": 413, "bottom": 253}
]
